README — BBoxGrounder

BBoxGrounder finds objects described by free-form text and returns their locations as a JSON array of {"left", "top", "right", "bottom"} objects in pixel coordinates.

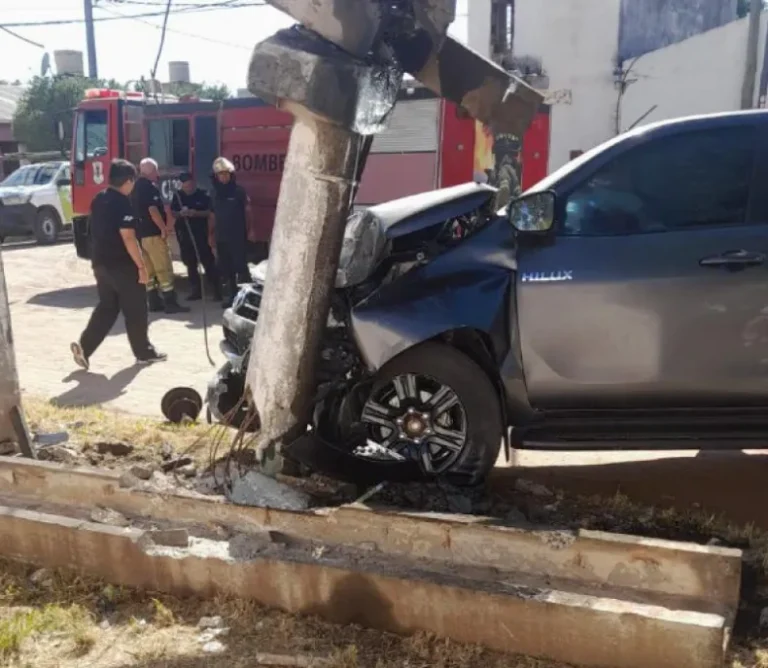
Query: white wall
[
  {"left": 467, "top": 0, "right": 492, "bottom": 59},
  {"left": 621, "top": 14, "right": 768, "bottom": 132},
  {"left": 515, "top": 0, "right": 623, "bottom": 172}
]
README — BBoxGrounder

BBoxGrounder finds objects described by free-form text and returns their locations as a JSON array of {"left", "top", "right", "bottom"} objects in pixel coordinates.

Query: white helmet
[{"left": 212, "top": 156, "right": 235, "bottom": 174}]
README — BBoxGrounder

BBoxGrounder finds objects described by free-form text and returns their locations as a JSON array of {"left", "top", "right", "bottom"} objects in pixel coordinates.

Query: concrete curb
[
  {"left": 0, "top": 457, "right": 742, "bottom": 612},
  {"left": 0, "top": 504, "right": 731, "bottom": 668}
]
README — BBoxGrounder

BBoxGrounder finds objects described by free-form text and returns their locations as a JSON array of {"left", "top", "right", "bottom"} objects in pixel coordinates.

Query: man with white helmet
[{"left": 209, "top": 157, "right": 251, "bottom": 307}]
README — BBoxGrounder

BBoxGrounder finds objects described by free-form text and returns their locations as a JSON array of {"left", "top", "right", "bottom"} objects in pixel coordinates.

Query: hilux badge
[{"left": 521, "top": 271, "right": 574, "bottom": 283}]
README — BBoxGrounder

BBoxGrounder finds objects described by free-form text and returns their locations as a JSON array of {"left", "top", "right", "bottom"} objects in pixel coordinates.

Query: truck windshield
[{"left": 74, "top": 109, "right": 108, "bottom": 161}]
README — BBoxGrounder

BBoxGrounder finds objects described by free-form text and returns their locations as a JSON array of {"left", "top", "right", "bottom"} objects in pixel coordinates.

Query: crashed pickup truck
[{"left": 209, "top": 109, "right": 768, "bottom": 486}]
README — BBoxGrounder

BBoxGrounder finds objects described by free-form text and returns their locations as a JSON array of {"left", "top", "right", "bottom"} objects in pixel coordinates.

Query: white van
[{"left": 0, "top": 161, "right": 73, "bottom": 244}]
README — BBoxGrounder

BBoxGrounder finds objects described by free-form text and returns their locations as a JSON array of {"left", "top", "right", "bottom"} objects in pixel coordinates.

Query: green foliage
[
  {"left": 11, "top": 75, "right": 121, "bottom": 153},
  {"left": 155, "top": 81, "right": 231, "bottom": 102}
]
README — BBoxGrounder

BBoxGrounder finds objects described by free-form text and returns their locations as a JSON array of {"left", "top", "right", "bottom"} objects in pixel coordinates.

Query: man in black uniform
[
  {"left": 209, "top": 157, "right": 251, "bottom": 307},
  {"left": 132, "top": 158, "right": 189, "bottom": 315},
  {"left": 170, "top": 172, "right": 221, "bottom": 302},
  {"left": 70, "top": 159, "right": 166, "bottom": 370}
]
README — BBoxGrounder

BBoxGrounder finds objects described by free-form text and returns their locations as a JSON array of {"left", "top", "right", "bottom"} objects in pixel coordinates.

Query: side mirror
[
  {"left": 509, "top": 191, "right": 556, "bottom": 234},
  {"left": 56, "top": 178, "right": 71, "bottom": 187}
]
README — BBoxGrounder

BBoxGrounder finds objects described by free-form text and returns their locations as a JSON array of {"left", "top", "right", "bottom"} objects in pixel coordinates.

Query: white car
[{"left": 0, "top": 161, "right": 73, "bottom": 244}]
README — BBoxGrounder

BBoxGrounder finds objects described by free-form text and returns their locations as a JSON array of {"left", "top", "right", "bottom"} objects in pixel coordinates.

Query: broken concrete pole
[
  {"left": 245, "top": 28, "right": 399, "bottom": 472},
  {"left": 0, "top": 248, "right": 20, "bottom": 444}
]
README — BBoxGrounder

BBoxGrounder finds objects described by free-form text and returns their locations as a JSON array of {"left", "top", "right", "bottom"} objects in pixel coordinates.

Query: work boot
[
  {"left": 162, "top": 289, "right": 191, "bottom": 314},
  {"left": 186, "top": 285, "right": 203, "bottom": 301},
  {"left": 136, "top": 345, "right": 168, "bottom": 366},
  {"left": 147, "top": 288, "right": 164, "bottom": 313}
]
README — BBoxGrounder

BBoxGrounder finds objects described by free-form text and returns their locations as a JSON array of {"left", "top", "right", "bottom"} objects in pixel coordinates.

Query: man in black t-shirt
[
  {"left": 70, "top": 160, "right": 166, "bottom": 370},
  {"left": 132, "top": 158, "right": 189, "bottom": 315},
  {"left": 170, "top": 172, "right": 221, "bottom": 301}
]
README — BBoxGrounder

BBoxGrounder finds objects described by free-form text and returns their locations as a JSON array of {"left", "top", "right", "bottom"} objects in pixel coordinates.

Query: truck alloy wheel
[
  {"left": 34, "top": 208, "right": 62, "bottom": 245},
  {"left": 356, "top": 342, "right": 503, "bottom": 486}
]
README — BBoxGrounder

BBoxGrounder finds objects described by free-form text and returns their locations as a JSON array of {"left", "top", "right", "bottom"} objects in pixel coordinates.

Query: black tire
[
  {"left": 33, "top": 207, "right": 62, "bottom": 245},
  {"left": 365, "top": 342, "right": 503, "bottom": 487}
]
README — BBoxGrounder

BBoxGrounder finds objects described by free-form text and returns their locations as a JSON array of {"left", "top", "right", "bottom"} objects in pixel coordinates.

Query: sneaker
[
  {"left": 136, "top": 347, "right": 168, "bottom": 366},
  {"left": 70, "top": 342, "right": 89, "bottom": 371}
]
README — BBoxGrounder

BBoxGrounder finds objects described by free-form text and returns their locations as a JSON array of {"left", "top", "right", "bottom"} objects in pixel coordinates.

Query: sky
[{"left": 0, "top": 1, "right": 469, "bottom": 91}]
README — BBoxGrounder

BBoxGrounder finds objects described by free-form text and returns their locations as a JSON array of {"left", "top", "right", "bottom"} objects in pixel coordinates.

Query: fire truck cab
[{"left": 71, "top": 85, "right": 550, "bottom": 261}]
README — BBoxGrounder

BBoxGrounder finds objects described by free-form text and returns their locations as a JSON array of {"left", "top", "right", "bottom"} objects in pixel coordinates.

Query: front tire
[
  {"left": 357, "top": 342, "right": 503, "bottom": 487},
  {"left": 34, "top": 207, "right": 62, "bottom": 245}
]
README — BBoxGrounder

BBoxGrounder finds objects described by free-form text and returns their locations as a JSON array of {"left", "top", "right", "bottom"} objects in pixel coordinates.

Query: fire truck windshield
[{"left": 74, "top": 109, "right": 109, "bottom": 162}]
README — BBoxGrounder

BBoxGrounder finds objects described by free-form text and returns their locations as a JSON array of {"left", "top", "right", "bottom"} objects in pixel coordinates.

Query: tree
[
  {"left": 162, "top": 81, "right": 231, "bottom": 101},
  {"left": 11, "top": 75, "right": 120, "bottom": 153}
]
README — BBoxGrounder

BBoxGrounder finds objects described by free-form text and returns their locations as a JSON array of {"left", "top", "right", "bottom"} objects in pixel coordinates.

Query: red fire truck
[{"left": 71, "top": 85, "right": 550, "bottom": 259}]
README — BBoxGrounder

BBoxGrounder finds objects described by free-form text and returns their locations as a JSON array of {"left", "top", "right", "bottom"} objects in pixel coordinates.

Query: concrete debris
[
  {"left": 146, "top": 471, "right": 176, "bottom": 493},
  {"left": 447, "top": 494, "right": 473, "bottom": 515},
  {"left": 202, "top": 640, "right": 227, "bottom": 654},
  {"left": 99, "top": 619, "right": 111, "bottom": 630},
  {"left": 506, "top": 508, "right": 529, "bottom": 525},
  {"left": 161, "top": 456, "right": 193, "bottom": 473},
  {"left": 90, "top": 507, "right": 130, "bottom": 528},
  {"left": 129, "top": 464, "right": 155, "bottom": 480},
  {"left": 96, "top": 441, "right": 134, "bottom": 457},
  {"left": 177, "top": 463, "right": 198, "bottom": 478},
  {"left": 160, "top": 443, "right": 175, "bottom": 460},
  {"left": 228, "top": 470, "right": 312, "bottom": 511},
  {"left": 39, "top": 445, "right": 80, "bottom": 464},
  {"left": 198, "top": 615, "right": 225, "bottom": 630},
  {"left": 29, "top": 568, "right": 53, "bottom": 587},
  {"left": 0, "top": 440, "right": 15, "bottom": 456},
  {"left": 228, "top": 531, "right": 278, "bottom": 559},
  {"left": 33, "top": 431, "right": 69, "bottom": 447},
  {"left": 198, "top": 629, "right": 230, "bottom": 643},
  {"left": 514, "top": 478, "right": 553, "bottom": 497},
  {"left": 118, "top": 471, "right": 140, "bottom": 488},
  {"left": 142, "top": 528, "right": 190, "bottom": 548}
]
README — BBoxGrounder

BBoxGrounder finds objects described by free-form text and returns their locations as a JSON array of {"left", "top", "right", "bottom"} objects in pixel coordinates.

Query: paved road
[{"left": 5, "top": 240, "right": 224, "bottom": 416}]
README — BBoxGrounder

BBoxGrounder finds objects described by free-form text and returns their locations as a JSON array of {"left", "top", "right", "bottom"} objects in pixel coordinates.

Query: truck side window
[
  {"left": 561, "top": 126, "right": 756, "bottom": 236},
  {"left": 74, "top": 110, "right": 108, "bottom": 162},
  {"left": 147, "top": 118, "right": 190, "bottom": 169}
]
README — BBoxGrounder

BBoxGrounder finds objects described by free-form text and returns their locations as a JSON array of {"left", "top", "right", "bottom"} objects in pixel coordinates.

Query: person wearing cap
[
  {"left": 132, "top": 158, "right": 189, "bottom": 314},
  {"left": 209, "top": 157, "right": 251, "bottom": 307},
  {"left": 170, "top": 172, "right": 221, "bottom": 302}
]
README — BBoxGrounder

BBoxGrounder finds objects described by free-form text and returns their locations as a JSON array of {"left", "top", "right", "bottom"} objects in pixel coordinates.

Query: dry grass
[
  {"left": 0, "top": 558, "right": 572, "bottom": 668},
  {"left": 23, "top": 396, "right": 220, "bottom": 466}
]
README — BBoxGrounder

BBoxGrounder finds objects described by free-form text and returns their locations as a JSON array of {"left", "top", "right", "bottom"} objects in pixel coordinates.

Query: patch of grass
[
  {"left": 0, "top": 604, "right": 94, "bottom": 661},
  {"left": 23, "top": 395, "right": 218, "bottom": 463},
  {"left": 151, "top": 597, "right": 175, "bottom": 627}
]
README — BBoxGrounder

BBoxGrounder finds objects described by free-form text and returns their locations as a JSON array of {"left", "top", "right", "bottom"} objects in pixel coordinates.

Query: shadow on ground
[
  {"left": 53, "top": 366, "right": 146, "bottom": 408},
  {"left": 491, "top": 449, "right": 768, "bottom": 529},
  {"left": 26, "top": 279, "right": 218, "bottom": 331}
]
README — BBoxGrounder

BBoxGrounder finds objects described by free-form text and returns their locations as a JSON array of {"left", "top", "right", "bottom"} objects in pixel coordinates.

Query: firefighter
[
  {"left": 132, "top": 158, "right": 189, "bottom": 314},
  {"left": 492, "top": 133, "right": 523, "bottom": 211},
  {"left": 70, "top": 159, "right": 166, "bottom": 370},
  {"left": 170, "top": 172, "right": 221, "bottom": 302},
  {"left": 209, "top": 157, "right": 251, "bottom": 307}
]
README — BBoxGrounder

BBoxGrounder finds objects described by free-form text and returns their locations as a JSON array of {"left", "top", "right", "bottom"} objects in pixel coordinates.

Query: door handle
[{"left": 699, "top": 250, "right": 766, "bottom": 269}]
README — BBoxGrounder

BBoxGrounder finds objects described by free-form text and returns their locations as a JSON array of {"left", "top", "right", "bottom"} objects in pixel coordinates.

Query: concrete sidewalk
[{"left": 5, "top": 241, "right": 224, "bottom": 416}]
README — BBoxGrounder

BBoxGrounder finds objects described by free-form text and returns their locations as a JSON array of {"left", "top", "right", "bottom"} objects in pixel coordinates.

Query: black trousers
[
  {"left": 217, "top": 236, "right": 249, "bottom": 297},
  {"left": 177, "top": 219, "right": 218, "bottom": 291},
  {"left": 80, "top": 263, "right": 152, "bottom": 359}
]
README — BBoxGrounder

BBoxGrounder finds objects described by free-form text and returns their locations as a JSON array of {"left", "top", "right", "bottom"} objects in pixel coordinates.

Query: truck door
[
  {"left": 516, "top": 121, "right": 768, "bottom": 410},
  {"left": 72, "top": 101, "right": 119, "bottom": 218}
]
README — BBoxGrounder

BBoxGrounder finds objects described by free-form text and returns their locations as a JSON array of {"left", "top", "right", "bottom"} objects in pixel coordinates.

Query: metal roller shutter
[{"left": 370, "top": 98, "right": 440, "bottom": 154}]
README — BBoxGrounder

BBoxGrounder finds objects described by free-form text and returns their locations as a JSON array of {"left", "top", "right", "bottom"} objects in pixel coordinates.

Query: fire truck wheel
[{"left": 34, "top": 207, "right": 62, "bottom": 245}]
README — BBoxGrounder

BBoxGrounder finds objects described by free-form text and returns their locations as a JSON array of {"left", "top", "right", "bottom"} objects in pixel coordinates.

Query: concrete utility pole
[
  {"left": 0, "top": 249, "right": 21, "bottom": 445},
  {"left": 245, "top": 0, "right": 543, "bottom": 473},
  {"left": 741, "top": 0, "right": 762, "bottom": 109},
  {"left": 83, "top": 0, "right": 98, "bottom": 79}
]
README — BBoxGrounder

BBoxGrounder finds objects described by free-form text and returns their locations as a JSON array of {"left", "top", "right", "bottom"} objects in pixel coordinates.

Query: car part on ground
[{"left": 161, "top": 387, "right": 204, "bottom": 424}]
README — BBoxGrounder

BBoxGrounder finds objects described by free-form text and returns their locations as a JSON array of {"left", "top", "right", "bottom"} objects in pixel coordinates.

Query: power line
[
  {"left": 0, "top": 2, "right": 265, "bottom": 28},
  {"left": 97, "top": 3, "right": 251, "bottom": 49},
  {"left": 0, "top": 25, "right": 45, "bottom": 48},
  {"left": 150, "top": 0, "right": 173, "bottom": 81}
]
